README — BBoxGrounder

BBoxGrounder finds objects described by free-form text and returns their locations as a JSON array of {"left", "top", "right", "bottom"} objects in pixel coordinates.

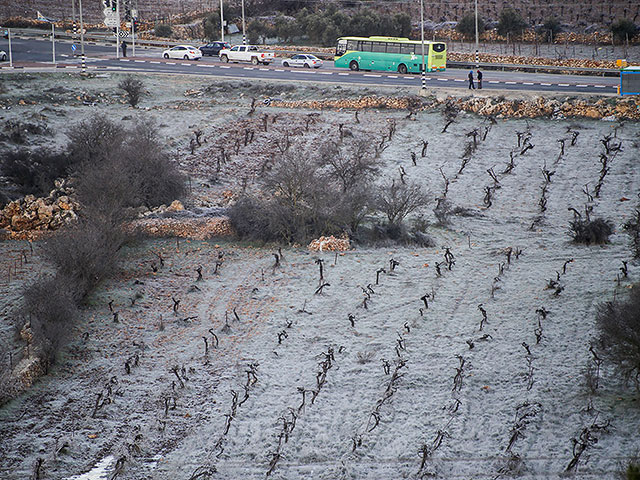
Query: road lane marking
[
  {"left": 275, "top": 68, "right": 284, "bottom": 72},
  {"left": 576, "top": 84, "right": 588, "bottom": 87},
  {"left": 134, "top": 60, "right": 146, "bottom": 63},
  {"left": 338, "top": 72, "right": 349, "bottom": 76},
  {"left": 388, "top": 75, "right": 397, "bottom": 78},
  {"left": 488, "top": 80, "right": 499, "bottom": 84},
  {"left": 220, "top": 65, "right": 230, "bottom": 68},
  {"left": 523, "top": 82, "right": 534, "bottom": 85},
  {"left": 319, "top": 72, "right": 333, "bottom": 75},
  {"left": 594, "top": 85, "right": 606, "bottom": 88},
  {"left": 558, "top": 83, "right": 570, "bottom": 87},
  {"left": 243, "top": 67, "right": 254, "bottom": 70},
  {"left": 166, "top": 62, "right": 175, "bottom": 65},
  {"left": 453, "top": 78, "right": 464, "bottom": 82},
  {"left": 438, "top": 78, "right": 448, "bottom": 81},
  {"left": 150, "top": 61, "right": 161, "bottom": 64},
  {"left": 540, "top": 83, "right": 551, "bottom": 86},
  {"left": 364, "top": 74, "right": 381, "bottom": 77},
  {"left": 259, "top": 68, "right": 268, "bottom": 71},
  {"left": 505, "top": 81, "right": 517, "bottom": 84}
]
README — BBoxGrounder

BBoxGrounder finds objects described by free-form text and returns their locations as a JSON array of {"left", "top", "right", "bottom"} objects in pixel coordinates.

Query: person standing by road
[
  {"left": 121, "top": 40, "right": 127, "bottom": 58},
  {"left": 468, "top": 70, "right": 475, "bottom": 89},
  {"left": 477, "top": 69, "right": 483, "bottom": 89}
]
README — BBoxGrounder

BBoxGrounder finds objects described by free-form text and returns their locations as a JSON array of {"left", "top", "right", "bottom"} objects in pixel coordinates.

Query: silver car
[
  {"left": 282, "top": 54, "right": 323, "bottom": 69},
  {"left": 0, "top": 50, "right": 7, "bottom": 61}
]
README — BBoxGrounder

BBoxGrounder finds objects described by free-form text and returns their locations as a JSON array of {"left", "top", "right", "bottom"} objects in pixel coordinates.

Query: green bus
[{"left": 334, "top": 36, "right": 446, "bottom": 74}]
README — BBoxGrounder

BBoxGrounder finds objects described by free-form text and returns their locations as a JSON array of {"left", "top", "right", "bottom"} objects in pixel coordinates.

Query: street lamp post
[
  {"left": 475, "top": 0, "right": 479, "bottom": 68},
  {"left": 116, "top": 0, "right": 120, "bottom": 58},
  {"left": 79, "top": 0, "right": 86, "bottom": 73},
  {"left": 242, "top": 0, "right": 246, "bottom": 45},
  {"left": 220, "top": 0, "right": 224, "bottom": 42},
  {"left": 420, "top": 0, "right": 426, "bottom": 89}
]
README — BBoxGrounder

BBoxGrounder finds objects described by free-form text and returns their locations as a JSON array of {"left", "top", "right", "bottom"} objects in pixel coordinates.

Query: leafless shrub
[
  {"left": 623, "top": 208, "right": 640, "bottom": 258},
  {"left": 118, "top": 75, "right": 145, "bottom": 107},
  {"left": 66, "top": 114, "right": 125, "bottom": 165},
  {"left": 0, "top": 148, "right": 72, "bottom": 199},
  {"left": 377, "top": 180, "right": 429, "bottom": 227},
  {"left": 21, "top": 275, "right": 78, "bottom": 364},
  {"left": 596, "top": 284, "right": 640, "bottom": 390},
  {"left": 570, "top": 217, "right": 614, "bottom": 244}
]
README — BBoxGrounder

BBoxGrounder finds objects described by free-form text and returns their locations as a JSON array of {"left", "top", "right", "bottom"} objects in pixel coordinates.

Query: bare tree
[{"left": 377, "top": 180, "right": 429, "bottom": 226}]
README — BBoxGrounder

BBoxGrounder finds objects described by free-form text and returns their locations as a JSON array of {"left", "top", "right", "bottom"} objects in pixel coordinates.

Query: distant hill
[{"left": 0, "top": 0, "right": 635, "bottom": 31}]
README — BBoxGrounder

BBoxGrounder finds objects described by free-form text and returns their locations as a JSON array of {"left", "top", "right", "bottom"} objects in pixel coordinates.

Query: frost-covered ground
[{"left": 0, "top": 74, "right": 639, "bottom": 480}]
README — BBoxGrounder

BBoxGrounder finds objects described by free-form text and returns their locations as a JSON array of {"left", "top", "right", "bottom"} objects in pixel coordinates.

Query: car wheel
[
  {"left": 184, "top": 55, "right": 189, "bottom": 60},
  {"left": 349, "top": 60, "right": 359, "bottom": 71},
  {"left": 398, "top": 64, "right": 408, "bottom": 74},
  {"left": 283, "top": 61, "right": 289, "bottom": 67},
  {"left": 0, "top": 53, "right": 6, "bottom": 61},
  {"left": 163, "top": 53, "right": 169, "bottom": 59},
  {"left": 304, "top": 63, "right": 310, "bottom": 68},
  {"left": 221, "top": 55, "right": 229, "bottom": 63},
  {"left": 251, "top": 57, "right": 258, "bottom": 65}
]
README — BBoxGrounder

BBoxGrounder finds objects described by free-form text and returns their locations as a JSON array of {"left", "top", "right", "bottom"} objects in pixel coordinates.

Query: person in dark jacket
[
  {"left": 468, "top": 70, "right": 475, "bottom": 89},
  {"left": 477, "top": 69, "right": 483, "bottom": 89},
  {"left": 121, "top": 40, "right": 127, "bottom": 58}
]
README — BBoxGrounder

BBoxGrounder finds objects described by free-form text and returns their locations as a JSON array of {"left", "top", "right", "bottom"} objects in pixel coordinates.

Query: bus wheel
[
  {"left": 349, "top": 61, "right": 359, "bottom": 71},
  {"left": 398, "top": 64, "right": 408, "bottom": 74}
]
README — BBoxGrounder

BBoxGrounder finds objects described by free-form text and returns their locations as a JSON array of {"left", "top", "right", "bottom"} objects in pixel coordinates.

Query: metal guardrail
[{"left": 447, "top": 60, "right": 620, "bottom": 77}]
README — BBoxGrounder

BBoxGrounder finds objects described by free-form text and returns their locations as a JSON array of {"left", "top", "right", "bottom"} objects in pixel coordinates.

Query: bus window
[
  {"left": 432, "top": 43, "right": 446, "bottom": 52},
  {"left": 386, "top": 43, "right": 400, "bottom": 54},
  {"left": 358, "top": 41, "right": 372, "bottom": 52},
  {"left": 400, "top": 44, "right": 415, "bottom": 54},
  {"left": 347, "top": 40, "right": 358, "bottom": 51},
  {"left": 371, "top": 42, "right": 386, "bottom": 52},
  {"left": 336, "top": 39, "right": 347, "bottom": 56}
]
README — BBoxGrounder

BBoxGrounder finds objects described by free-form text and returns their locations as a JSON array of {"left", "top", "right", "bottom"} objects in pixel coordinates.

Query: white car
[
  {"left": 282, "top": 54, "right": 323, "bottom": 69},
  {"left": 0, "top": 51, "right": 7, "bottom": 62},
  {"left": 162, "top": 45, "right": 202, "bottom": 60}
]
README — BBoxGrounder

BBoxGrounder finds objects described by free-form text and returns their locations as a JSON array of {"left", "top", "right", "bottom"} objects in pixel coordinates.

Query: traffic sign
[
  {"left": 113, "top": 31, "right": 129, "bottom": 38},
  {"left": 71, "top": 44, "right": 77, "bottom": 52},
  {"left": 104, "top": 17, "right": 119, "bottom": 27}
]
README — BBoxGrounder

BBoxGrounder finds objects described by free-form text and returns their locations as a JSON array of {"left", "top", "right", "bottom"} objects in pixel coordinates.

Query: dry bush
[
  {"left": 73, "top": 117, "right": 185, "bottom": 212},
  {"left": 596, "top": 284, "right": 640, "bottom": 390},
  {"left": 377, "top": 180, "right": 430, "bottom": 226},
  {"left": 570, "top": 218, "right": 614, "bottom": 244},
  {"left": 118, "top": 75, "right": 145, "bottom": 108},
  {"left": 230, "top": 143, "right": 376, "bottom": 244},
  {"left": 317, "top": 138, "right": 381, "bottom": 192},
  {"left": 41, "top": 219, "right": 126, "bottom": 298},
  {"left": 22, "top": 275, "right": 79, "bottom": 363},
  {"left": 66, "top": 115, "right": 126, "bottom": 165},
  {"left": 0, "top": 147, "right": 71, "bottom": 198}
]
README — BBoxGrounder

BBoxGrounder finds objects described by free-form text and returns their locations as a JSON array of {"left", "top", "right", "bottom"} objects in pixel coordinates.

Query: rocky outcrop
[{"left": 0, "top": 180, "right": 79, "bottom": 235}]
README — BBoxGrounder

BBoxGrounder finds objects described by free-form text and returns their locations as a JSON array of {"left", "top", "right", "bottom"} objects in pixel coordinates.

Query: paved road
[{"left": 1, "top": 36, "right": 620, "bottom": 95}]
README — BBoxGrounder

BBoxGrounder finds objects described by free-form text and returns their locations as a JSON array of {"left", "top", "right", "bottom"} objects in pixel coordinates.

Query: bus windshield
[{"left": 336, "top": 39, "right": 347, "bottom": 56}]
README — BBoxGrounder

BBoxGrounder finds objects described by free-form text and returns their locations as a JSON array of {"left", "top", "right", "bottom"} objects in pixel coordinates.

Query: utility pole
[
  {"left": 241, "top": 0, "right": 246, "bottom": 45},
  {"left": 475, "top": 0, "right": 479, "bottom": 68},
  {"left": 52, "top": 23, "right": 56, "bottom": 64},
  {"left": 79, "top": 0, "right": 86, "bottom": 73},
  {"left": 7, "top": 28, "right": 12, "bottom": 67},
  {"left": 420, "top": 0, "right": 426, "bottom": 89},
  {"left": 72, "top": 0, "right": 77, "bottom": 41},
  {"left": 116, "top": 0, "right": 120, "bottom": 58},
  {"left": 220, "top": 0, "right": 224, "bottom": 42}
]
